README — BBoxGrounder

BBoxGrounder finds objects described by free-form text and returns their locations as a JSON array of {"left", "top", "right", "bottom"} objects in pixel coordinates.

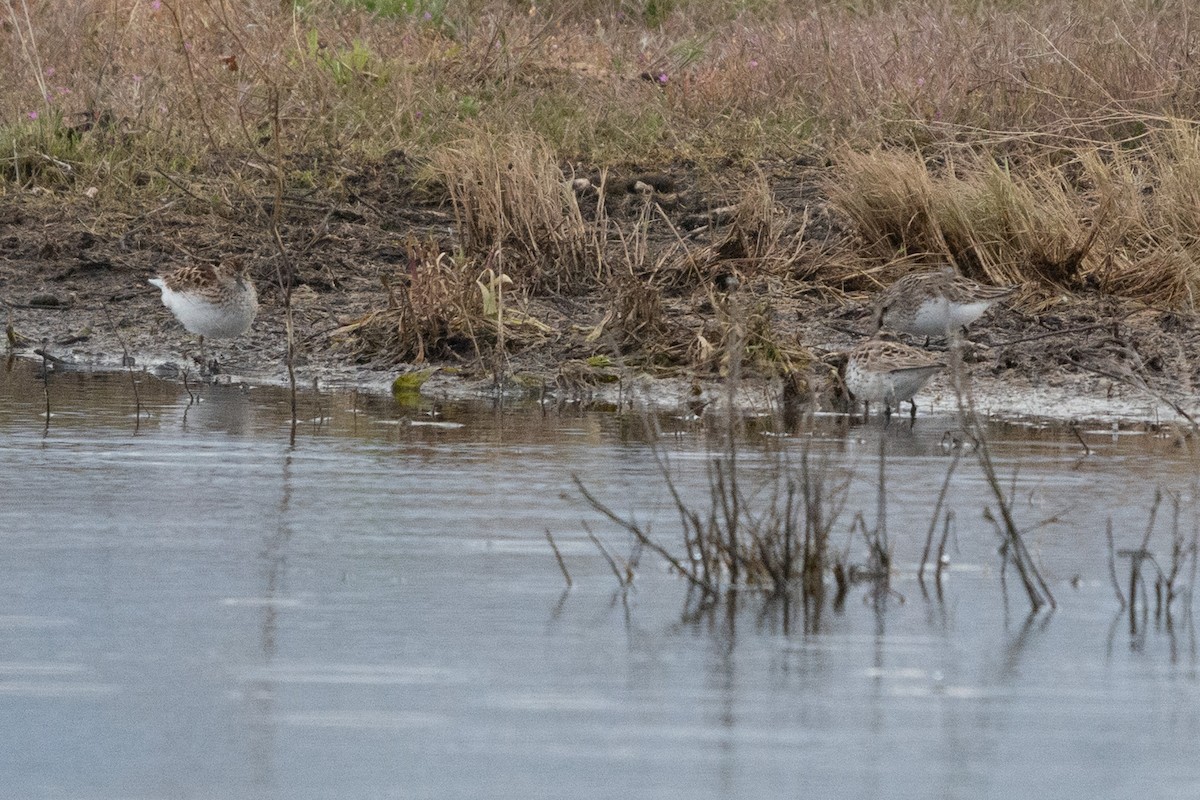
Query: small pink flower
[
  {"left": 27, "top": 110, "right": 38, "bottom": 120},
  {"left": 423, "top": 10, "right": 432, "bottom": 20},
  {"left": 150, "top": 0, "right": 161, "bottom": 9},
  {"left": 917, "top": 77, "right": 926, "bottom": 87},
  {"left": 132, "top": 75, "right": 143, "bottom": 84},
  {"left": 748, "top": 59, "right": 758, "bottom": 69},
  {"left": 45, "top": 67, "right": 55, "bottom": 77},
  {"left": 184, "top": 42, "right": 192, "bottom": 51},
  {"left": 657, "top": 72, "right": 668, "bottom": 84},
  {"left": 415, "top": 110, "right": 423, "bottom": 119},
  {"left": 57, "top": 86, "right": 71, "bottom": 95}
]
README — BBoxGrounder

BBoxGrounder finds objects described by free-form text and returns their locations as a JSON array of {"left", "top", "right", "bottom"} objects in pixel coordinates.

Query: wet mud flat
[{"left": 4, "top": 155, "right": 1200, "bottom": 425}]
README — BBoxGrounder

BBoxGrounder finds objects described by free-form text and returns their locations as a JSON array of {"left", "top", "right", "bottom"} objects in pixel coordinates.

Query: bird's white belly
[
  {"left": 844, "top": 361, "right": 894, "bottom": 403},
  {"left": 845, "top": 362, "right": 938, "bottom": 404},
  {"left": 887, "top": 368, "right": 940, "bottom": 401},
  {"left": 159, "top": 289, "right": 255, "bottom": 339},
  {"left": 945, "top": 300, "right": 992, "bottom": 329},
  {"left": 910, "top": 299, "right": 991, "bottom": 336}
]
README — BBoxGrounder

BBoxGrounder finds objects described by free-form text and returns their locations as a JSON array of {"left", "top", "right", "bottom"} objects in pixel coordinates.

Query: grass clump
[
  {"left": 828, "top": 148, "right": 1093, "bottom": 291},
  {"left": 828, "top": 125, "right": 1200, "bottom": 312},
  {"left": 429, "top": 130, "right": 601, "bottom": 293},
  {"left": 573, "top": 431, "right": 852, "bottom": 603},
  {"left": 334, "top": 236, "right": 482, "bottom": 363},
  {"left": 335, "top": 233, "right": 555, "bottom": 367}
]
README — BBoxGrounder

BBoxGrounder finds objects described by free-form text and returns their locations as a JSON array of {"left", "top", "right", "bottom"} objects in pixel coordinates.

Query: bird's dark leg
[
  {"left": 190, "top": 335, "right": 205, "bottom": 373},
  {"left": 862, "top": 400, "right": 870, "bottom": 424},
  {"left": 910, "top": 399, "right": 918, "bottom": 422},
  {"left": 196, "top": 335, "right": 220, "bottom": 378},
  {"left": 883, "top": 402, "right": 893, "bottom": 427}
]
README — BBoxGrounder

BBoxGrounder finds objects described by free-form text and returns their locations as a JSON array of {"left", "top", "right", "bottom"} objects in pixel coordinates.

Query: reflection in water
[
  {"left": 2, "top": 357, "right": 1200, "bottom": 799},
  {"left": 176, "top": 383, "right": 256, "bottom": 436},
  {"left": 247, "top": 450, "right": 296, "bottom": 794}
]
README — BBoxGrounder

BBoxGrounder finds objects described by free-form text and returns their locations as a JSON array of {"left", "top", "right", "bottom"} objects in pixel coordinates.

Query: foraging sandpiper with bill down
[
  {"left": 149, "top": 261, "right": 258, "bottom": 369},
  {"left": 841, "top": 337, "right": 947, "bottom": 422},
  {"left": 872, "top": 268, "right": 1016, "bottom": 341}
]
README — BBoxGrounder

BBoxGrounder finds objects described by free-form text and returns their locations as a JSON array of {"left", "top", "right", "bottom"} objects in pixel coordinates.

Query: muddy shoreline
[
  {"left": 1, "top": 324, "right": 1186, "bottom": 430},
  {"left": 4, "top": 156, "right": 1199, "bottom": 427}
]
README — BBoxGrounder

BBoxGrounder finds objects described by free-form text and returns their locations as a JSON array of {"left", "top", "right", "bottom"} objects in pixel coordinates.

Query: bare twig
[
  {"left": 544, "top": 528, "right": 572, "bottom": 588},
  {"left": 1107, "top": 518, "right": 1126, "bottom": 609},
  {"left": 920, "top": 447, "right": 962, "bottom": 584},
  {"left": 935, "top": 510, "right": 954, "bottom": 586},
  {"left": 948, "top": 336, "right": 1054, "bottom": 611},
  {"left": 266, "top": 88, "right": 299, "bottom": 444},
  {"left": 1070, "top": 423, "right": 1091, "bottom": 456},
  {"left": 38, "top": 339, "right": 49, "bottom": 435},
  {"left": 102, "top": 305, "right": 142, "bottom": 431},
  {"left": 581, "top": 520, "right": 627, "bottom": 588},
  {"left": 993, "top": 323, "right": 1111, "bottom": 348},
  {"left": 571, "top": 474, "right": 709, "bottom": 593}
]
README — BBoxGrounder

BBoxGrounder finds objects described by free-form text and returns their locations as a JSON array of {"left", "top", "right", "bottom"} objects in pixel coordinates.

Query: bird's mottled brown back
[
  {"left": 856, "top": 338, "right": 946, "bottom": 372},
  {"left": 160, "top": 264, "right": 221, "bottom": 293}
]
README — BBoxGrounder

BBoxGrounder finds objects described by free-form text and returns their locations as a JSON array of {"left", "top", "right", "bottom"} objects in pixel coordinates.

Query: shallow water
[{"left": 1, "top": 358, "right": 1197, "bottom": 799}]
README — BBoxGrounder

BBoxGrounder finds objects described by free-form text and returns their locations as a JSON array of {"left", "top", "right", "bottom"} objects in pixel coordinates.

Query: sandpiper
[
  {"left": 873, "top": 268, "right": 1016, "bottom": 341},
  {"left": 149, "top": 261, "right": 258, "bottom": 369},
  {"left": 842, "top": 337, "right": 947, "bottom": 421}
]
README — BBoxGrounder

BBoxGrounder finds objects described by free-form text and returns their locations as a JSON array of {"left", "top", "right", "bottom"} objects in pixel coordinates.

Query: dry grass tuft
[
  {"left": 335, "top": 233, "right": 558, "bottom": 367},
  {"left": 717, "top": 171, "right": 783, "bottom": 269},
  {"left": 334, "top": 236, "right": 481, "bottom": 364},
  {"left": 687, "top": 293, "right": 809, "bottom": 379},
  {"left": 827, "top": 148, "right": 1091, "bottom": 289},
  {"left": 429, "top": 131, "right": 600, "bottom": 294},
  {"left": 828, "top": 129, "right": 1200, "bottom": 311},
  {"left": 610, "top": 272, "right": 673, "bottom": 358}
]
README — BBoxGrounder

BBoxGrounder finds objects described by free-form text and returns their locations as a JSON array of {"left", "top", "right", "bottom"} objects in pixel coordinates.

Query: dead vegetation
[
  {"left": 430, "top": 132, "right": 601, "bottom": 293},
  {"left": 826, "top": 123, "right": 1200, "bottom": 313},
  {"left": 333, "top": 235, "right": 484, "bottom": 364},
  {"left": 1110, "top": 489, "right": 1200, "bottom": 642},
  {"left": 573, "top": 438, "right": 852, "bottom": 607},
  {"left": 8, "top": 0, "right": 1200, "bottom": 394}
]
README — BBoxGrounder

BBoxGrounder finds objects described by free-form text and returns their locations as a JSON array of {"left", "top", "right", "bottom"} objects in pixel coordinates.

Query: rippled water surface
[{"left": 1, "top": 359, "right": 1198, "bottom": 799}]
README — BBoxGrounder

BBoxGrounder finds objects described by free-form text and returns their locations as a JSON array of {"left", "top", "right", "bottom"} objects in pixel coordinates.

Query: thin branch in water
[
  {"left": 38, "top": 338, "right": 50, "bottom": 435},
  {"left": 1070, "top": 423, "right": 1091, "bottom": 456},
  {"left": 920, "top": 447, "right": 962, "bottom": 585},
  {"left": 935, "top": 510, "right": 954, "bottom": 587},
  {"left": 874, "top": 433, "right": 889, "bottom": 572},
  {"left": 571, "top": 475, "right": 709, "bottom": 593},
  {"left": 582, "top": 520, "right": 627, "bottom": 589},
  {"left": 545, "top": 528, "right": 572, "bottom": 588},
  {"left": 1164, "top": 492, "right": 1184, "bottom": 606},
  {"left": 102, "top": 305, "right": 142, "bottom": 431},
  {"left": 181, "top": 367, "right": 196, "bottom": 404},
  {"left": 1107, "top": 518, "right": 1126, "bottom": 609},
  {"left": 948, "top": 336, "right": 1054, "bottom": 611},
  {"left": 266, "top": 88, "right": 299, "bottom": 444}
]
